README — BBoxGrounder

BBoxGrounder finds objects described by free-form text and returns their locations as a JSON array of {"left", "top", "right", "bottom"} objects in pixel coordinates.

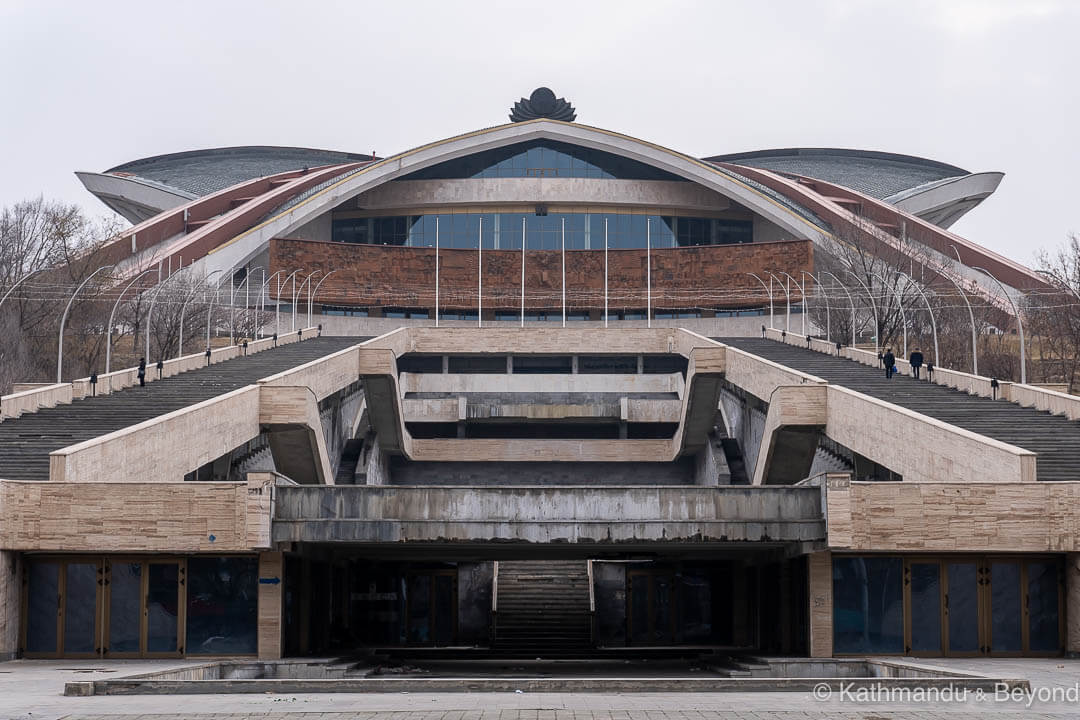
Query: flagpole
[
  {"left": 646, "top": 217, "right": 652, "bottom": 328},
  {"left": 520, "top": 216, "right": 525, "bottom": 328},
  {"left": 561, "top": 217, "right": 566, "bottom": 328},
  {"left": 435, "top": 217, "right": 440, "bottom": 328},
  {"left": 477, "top": 216, "right": 483, "bottom": 328}
]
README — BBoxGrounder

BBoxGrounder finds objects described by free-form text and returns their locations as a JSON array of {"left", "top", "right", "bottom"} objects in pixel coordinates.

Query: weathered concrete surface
[
  {"left": 751, "top": 385, "right": 828, "bottom": 486},
  {"left": 272, "top": 485, "right": 824, "bottom": 544}
]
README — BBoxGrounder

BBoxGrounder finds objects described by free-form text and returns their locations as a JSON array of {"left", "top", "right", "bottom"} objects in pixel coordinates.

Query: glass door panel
[
  {"left": 146, "top": 563, "right": 180, "bottom": 654},
  {"left": 990, "top": 562, "right": 1022, "bottom": 653},
  {"left": 628, "top": 574, "right": 650, "bottom": 644},
  {"left": 62, "top": 562, "right": 99, "bottom": 655},
  {"left": 433, "top": 574, "right": 456, "bottom": 646},
  {"left": 908, "top": 562, "right": 942, "bottom": 654},
  {"left": 1026, "top": 561, "right": 1060, "bottom": 653},
  {"left": 108, "top": 562, "right": 143, "bottom": 654},
  {"left": 653, "top": 575, "right": 673, "bottom": 644},
  {"left": 26, "top": 561, "right": 60, "bottom": 655},
  {"left": 407, "top": 575, "right": 432, "bottom": 644},
  {"left": 945, "top": 562, "right": 979, "bottom": 654}
]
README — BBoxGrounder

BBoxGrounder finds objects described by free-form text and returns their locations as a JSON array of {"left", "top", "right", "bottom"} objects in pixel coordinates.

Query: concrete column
[
  {"left": 257, "top": 551, "right": 284, "bottom": 660},
  {"left": 1067, "top": 553, "right": 1080, "bottom": 656},
  {"left": 807, "top": 551, "right": 833, "bottom": 658},
  {"left": 442, "top": 355, "right": 449, "bottom": 374},
  {"left": 571, "top": 355, "right": 579, "bottom": 374},
  {"left": 0, "top": 551, "right": 20, "bottom": 660},
  {"left": 637, "top": 355, "right": 644, "bottom": 374},
  {"left": 506, "top": 355, "right": 513, "bottom": 374}
]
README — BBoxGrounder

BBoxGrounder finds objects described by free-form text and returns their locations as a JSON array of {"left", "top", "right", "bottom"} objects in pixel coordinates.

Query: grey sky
[{"left": 1, "top": 0, "right": 1076, "bottom": 265}]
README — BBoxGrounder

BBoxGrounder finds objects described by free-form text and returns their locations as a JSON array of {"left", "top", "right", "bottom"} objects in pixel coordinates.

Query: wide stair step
[
  {"left": 717, "top": 337, "right": 1080, "bottom": 482},
  {"left": 494, "top": 560, "right": 592, "bottom": 651}
]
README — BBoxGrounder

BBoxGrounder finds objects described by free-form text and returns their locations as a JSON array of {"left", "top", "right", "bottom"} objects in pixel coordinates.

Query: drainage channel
[{"left": 65, "top": 656, "right": 1029, "bottom": 696}]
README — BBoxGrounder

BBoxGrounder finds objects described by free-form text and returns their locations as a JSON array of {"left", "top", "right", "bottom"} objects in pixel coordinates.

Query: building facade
[{"left": 0, "top": 88, "right": 1077, "bottom": 661}]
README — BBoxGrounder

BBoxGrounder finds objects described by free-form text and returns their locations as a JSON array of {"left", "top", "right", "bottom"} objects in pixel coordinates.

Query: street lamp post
[
  {"left": 765, "top": 271, "right": 791, "bottom": 332},
  {"left": 975, "top": 266, "right": 1027, "bottom": 384},
  {"left": 0, "top": 268, "right": 44, "bottom": 314},
  {"left": 105, "top": 269, "right": 155, "bottom": 374},
  {"left": 824, "top": 272, "right": 856, "bottom": 348},
  {"left": 803, "top": 271, "right": 830, "bottom": 342},
  {"left": 746, "top": 272, "right": 774, "bottom": 329},
  {"left": 277, "top": 270, "right": 303, "bottom": 337},
  {"left": 941, "top": 268, "right": 980, "bottom": 376},
  {"left": 845, "top": 270, "right": 879, "bottom": 355},
  {"left": 873, "top": 271, "right": 908, "bottom": 359},
  {"left": 145, "top": 270, "right": 184, "bottom": 365},
  {"left": 57, "top": 265, "right": 112, "bottom": 383},
  {"left": 293, "top": 272, "right": 317, "bottom": 331},
  {"left": 899, "top": 272, "right": 939, "bottom": 367},
  {"left": 309, "top": 270, "right": 337, "bottom": 327},
  {"left": 179, "top": 269, "right": 222, "bottom": 358},
  {"left": 782, "top": 272, "right": 807, "bottom": 336}
]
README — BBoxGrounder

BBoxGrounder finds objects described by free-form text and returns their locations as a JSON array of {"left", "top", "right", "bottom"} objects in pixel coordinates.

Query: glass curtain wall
[{"left": 332, "top": 213, "right": 753, "bottom": 250}]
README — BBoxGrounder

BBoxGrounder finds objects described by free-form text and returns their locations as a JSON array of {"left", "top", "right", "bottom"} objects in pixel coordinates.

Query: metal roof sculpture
[{"left": 510, "top": 87, "right": 576, "bottom": 122}]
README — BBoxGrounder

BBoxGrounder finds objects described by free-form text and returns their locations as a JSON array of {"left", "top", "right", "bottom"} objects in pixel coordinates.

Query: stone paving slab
[
  {"left": 4, "top": 658, "right": 1080, "bottom": 720},
  {"left": 47, "top": 713, "right": 1080, "bottom": 720}
]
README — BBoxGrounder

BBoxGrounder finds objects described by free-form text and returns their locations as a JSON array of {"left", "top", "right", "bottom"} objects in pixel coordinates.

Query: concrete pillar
[
  {"left": 506, "top": 355, "right": 513, "bottom": 374},
  {"left": 257, "top": 551, "right": 284, "bottom": 660},
  {"left": 442, "top": 355, "right": 449, "bottom": 374},
  {"left": 807, "top": 551, "right": 833, "bottom": 658},
  {"left": 1067, "top": 553, "right": 1080, "bottom": 656},
  {"left": 0, "top": 551, "right": 20, "bottom": 660},
  {"left": 571, "top": 355, "right": 578, "bottom": 374},
  {"left": 637, "top": 355, "right": 644, "bottom": 374}
]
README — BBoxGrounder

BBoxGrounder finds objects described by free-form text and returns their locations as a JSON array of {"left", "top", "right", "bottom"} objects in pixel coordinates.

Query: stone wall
[
  {"left": 0, "top": 550, "right": 19, "bottom": 660},
  {"left": 269, "top": 237, "right": 812, "bottom": 311},
  {"left": 827, "top": 478, "right": 1080, "bottom": 552}
]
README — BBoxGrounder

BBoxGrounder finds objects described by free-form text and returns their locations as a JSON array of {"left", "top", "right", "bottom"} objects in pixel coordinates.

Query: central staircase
[{"left": 493, "top": 560, "right": 592, "bottom": 652}]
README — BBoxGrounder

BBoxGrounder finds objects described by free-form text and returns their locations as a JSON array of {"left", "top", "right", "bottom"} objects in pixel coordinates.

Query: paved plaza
[{"left": 2, "top": 658, "right": 1080, "bottom": 720}]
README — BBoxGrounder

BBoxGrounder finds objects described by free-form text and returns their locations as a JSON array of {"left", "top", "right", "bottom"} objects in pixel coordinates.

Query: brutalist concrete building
[{"left": 1, "top": 88, "right": 1076, "bottom": 661}]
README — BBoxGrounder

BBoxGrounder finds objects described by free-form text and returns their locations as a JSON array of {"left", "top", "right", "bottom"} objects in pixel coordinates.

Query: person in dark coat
[
  {"left": 137, "top": 357, "right": 146, "bottom": 387},
  {"left": 909, "top": 348, "right": 924, "bottom": 379},
  {"left": 883, "top": 348, "right": 896, "bottom": 379}
]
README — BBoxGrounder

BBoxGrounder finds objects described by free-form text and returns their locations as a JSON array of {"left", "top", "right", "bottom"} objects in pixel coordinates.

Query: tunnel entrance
[{"left": 281, "top": 547, "right": 809, "bottom": 657}]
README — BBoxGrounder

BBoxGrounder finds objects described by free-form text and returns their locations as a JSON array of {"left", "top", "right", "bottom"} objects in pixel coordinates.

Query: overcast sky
[{"left": 1, "top": 0, "right": 1076, "bottom": 265}]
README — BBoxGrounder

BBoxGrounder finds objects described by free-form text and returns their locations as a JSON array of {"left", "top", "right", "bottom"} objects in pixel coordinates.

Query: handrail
[{"left": 490, "top": 561, "right": 499, "bottom": 646}]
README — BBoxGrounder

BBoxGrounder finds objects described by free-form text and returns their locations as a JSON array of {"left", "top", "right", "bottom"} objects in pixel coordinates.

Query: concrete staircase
[
  {"left": 718, "top": 337, "right": 1080, "bottom": 482},
  {"left": 493, "top": 560, "right": 592, "bottom": 652},
  {"left": 0, "top": 336, "right": 361, "bottom": 481}
]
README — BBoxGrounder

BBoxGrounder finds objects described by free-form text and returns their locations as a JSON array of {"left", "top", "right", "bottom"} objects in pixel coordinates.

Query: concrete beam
[
  {"left": 751, "top": 385, "right": 828, "bottom": 486},
  {"left": 272, "top": 485, "right": 826, "bottom": 545},
  {"left": 259, "top": 385, "right": 334, "bottom": 485}
]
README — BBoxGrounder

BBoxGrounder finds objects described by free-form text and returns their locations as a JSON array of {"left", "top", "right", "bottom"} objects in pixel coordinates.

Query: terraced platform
[
  {"left": 718, "top": 337, "right": 1080, "bottom": 482},
  {"left": 0, "top": 336, "right": 361, "bottom": 482}
]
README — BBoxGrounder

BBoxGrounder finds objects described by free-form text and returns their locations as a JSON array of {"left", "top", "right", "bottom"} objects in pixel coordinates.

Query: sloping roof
[
  {"left": 106, "top": 146, "right": 373, "bottom": 196},
  {"left": 705, "top": 148, "right": 969, "bottom": 200}
]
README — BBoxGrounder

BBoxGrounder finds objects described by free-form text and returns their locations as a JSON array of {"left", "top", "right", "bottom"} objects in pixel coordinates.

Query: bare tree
[
  {"left": 1030, "top": 233, "right": 1080, "bottom": 390},
  {"left": 0, "top": 198, "right": 120, "bottom": 392}
]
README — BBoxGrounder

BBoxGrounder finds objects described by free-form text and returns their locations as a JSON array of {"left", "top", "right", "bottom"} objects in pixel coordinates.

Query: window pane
[
  {"left": 109, "top": 562, "right": 142, "bottom": 653},
  {"left": 27, "top": 561, "right": 59, "bottom": 654},
  {"left": 63, "top": 562, "right": 98, "bottom": 654},
  {"left": 147, "top": 564, "right": 179, "bottom": 653},
  {"left": 1027, "top": 561, "right": 1060, "bottom": 652},
  {"left": 407, "top": 575, "right": 432, "bottom": 644},
  {"left": 909, "top": 562, "right": 942, "bottom": 653},
  {"left": 186, "top": 557, "right": 258, "bottom": 655},
  {"left": 991, "top": 562, "right": 1022, "bottom": 653},
  {"left": 947, "top": 562, "right": 979, "bottom": 653},
  {"left": 832, "top": 557, "right": 903, "bottom": 653}
]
